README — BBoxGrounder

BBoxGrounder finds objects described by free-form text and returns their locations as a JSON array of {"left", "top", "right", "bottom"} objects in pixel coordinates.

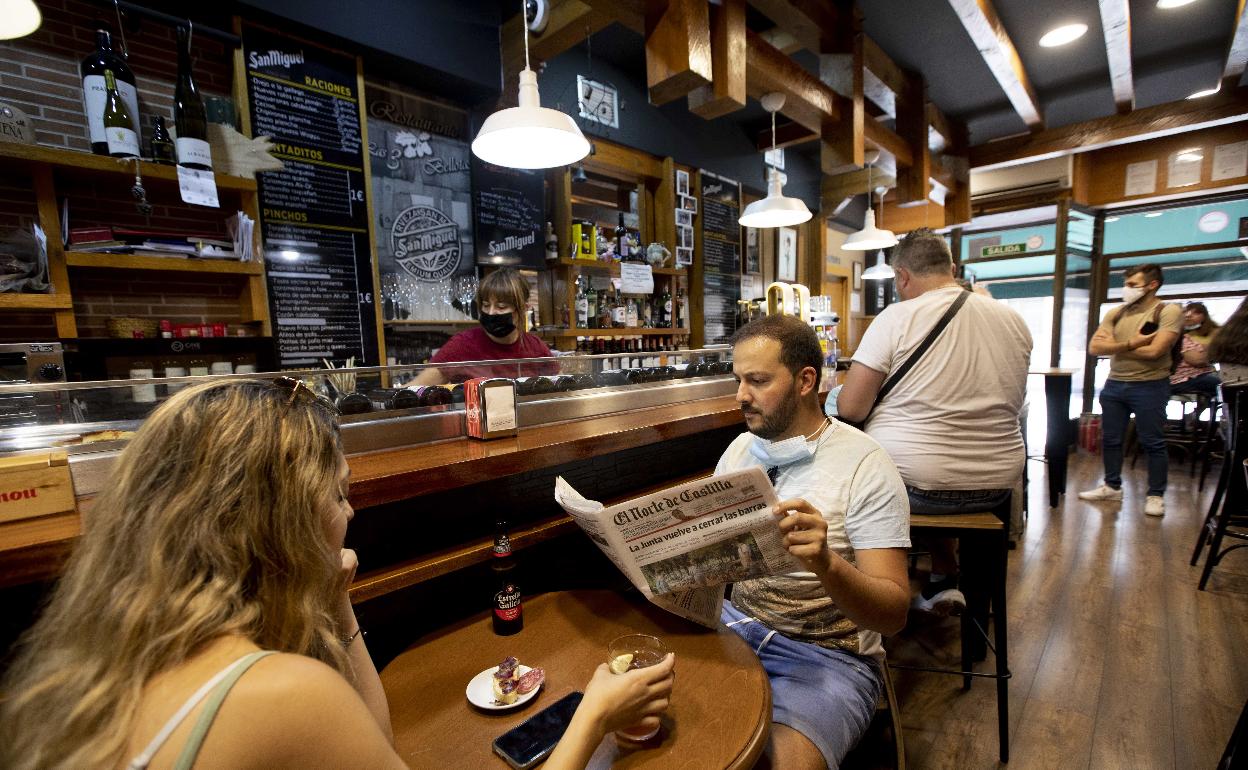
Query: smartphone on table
[{"left": 492, "top": 691, "right": 583, "bottom": 769}]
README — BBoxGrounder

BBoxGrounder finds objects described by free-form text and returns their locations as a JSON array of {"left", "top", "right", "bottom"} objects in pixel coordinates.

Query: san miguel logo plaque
[{"left": 391, "top": 205, "right": 461, "bottom": 281}]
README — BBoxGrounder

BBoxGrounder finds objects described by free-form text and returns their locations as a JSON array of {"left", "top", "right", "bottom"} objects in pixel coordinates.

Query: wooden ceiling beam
[
  {"left": 1224, "top": 0, "right": 1248, "bottom": 90},
  {"left": 645, "top": 0, "right": 714, "bottom": 106},
  {"left": 756, "top": 120, "right": 821, "bottom": 151},
  {"left": 1097, "top": 0, "right": 1134, "bottom": 114},
  {"left": 821, "top": 168, "right": 895, "bottom": 212},
  {"left": 947, "top": 0, "right": 1044, "bottom": 129},
  {"left": 745, "top": 0, "right": 840, "bottom": 54},
  {"left": 759, "top": 27, "right": 803, "bottom": 55},
  {"left": 895, "top": 74, "right": 931, "bottom": 205},
  {"left": 819, "top": 32, "right": 865, "bottom": 176},
  {"left": 745, "top": 29, "right": 842, "bottom": 133},
  {"left": 688, "top": 0, "right": 748, "bottom": 119},
  {"left": 970, "top": 86, "right": 1248, "bottom": 169}
]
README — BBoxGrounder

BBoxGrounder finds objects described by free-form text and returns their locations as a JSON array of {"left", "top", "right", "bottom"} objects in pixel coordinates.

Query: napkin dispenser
[{"left": 464, "top": 377, "right": 518, "bottom": 439}]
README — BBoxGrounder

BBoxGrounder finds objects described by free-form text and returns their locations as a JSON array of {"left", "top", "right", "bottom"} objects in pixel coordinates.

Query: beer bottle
[{"left": 491, "top": 519, "right": 523, "bottom": 635}]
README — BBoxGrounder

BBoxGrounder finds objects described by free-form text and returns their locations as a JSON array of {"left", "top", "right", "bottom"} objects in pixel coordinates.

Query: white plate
[{"left": 466, "top": 664, "right": 542, "bottom": 710}]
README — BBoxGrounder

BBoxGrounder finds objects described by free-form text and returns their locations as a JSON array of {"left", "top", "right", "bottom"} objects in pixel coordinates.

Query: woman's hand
[
  {"left": 336, "top": 548, "right": 359, "bottom": 629},
  {"left": 774, "top": 498, "right": 831, "bottom": 574},
  {"left": 580, "top": 653, "right": 676, "bottom": 736}
]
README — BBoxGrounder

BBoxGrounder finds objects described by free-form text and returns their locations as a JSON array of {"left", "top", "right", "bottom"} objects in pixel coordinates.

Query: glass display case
[{"left": 0, "top": 348, "right": 737, "bottom": 479}]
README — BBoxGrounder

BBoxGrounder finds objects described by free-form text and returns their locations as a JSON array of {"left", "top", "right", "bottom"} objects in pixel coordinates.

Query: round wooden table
[{"left": 380, "top": 590, "right": 771, "bottom": 769}]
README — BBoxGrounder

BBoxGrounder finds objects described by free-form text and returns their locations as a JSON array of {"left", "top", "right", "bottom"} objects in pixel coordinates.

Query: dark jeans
[
  {"left": 906, "top": 487, "right": 1012, "bottom": 520},
  {"left": 1100, "top": 378, "right": 1169, "bottom": 496},
  {"left": 1171, "top": 372, "right": 1221, "bottom": 400}
]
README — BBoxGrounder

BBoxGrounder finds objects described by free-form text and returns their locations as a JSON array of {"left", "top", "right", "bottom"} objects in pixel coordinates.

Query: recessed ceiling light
[
  {"left": 1144, "top": 212, "right": 1164, "bottom": 218},
  {"left": 1039, "top": 23, "right": 1088, "bottom": 47},
  {"left": 1187, "top": 85, "right": 1221, "bottom": 99},
  {"left": 1157, "top": 0, "right": 1198, "bottom": 8},
  {"left": 1105, "top": 216, "right": 1119, "bottom": 222}
]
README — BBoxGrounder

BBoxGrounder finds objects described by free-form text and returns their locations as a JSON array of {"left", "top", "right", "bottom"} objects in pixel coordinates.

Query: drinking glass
[{"left": 607, "top": 633, "right": 668, "bottom": 741}]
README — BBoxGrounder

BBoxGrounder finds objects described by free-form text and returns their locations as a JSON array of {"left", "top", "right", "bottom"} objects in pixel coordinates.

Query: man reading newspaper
[{"left": 721, "top": 314, "right": 910, "bottom": 770}]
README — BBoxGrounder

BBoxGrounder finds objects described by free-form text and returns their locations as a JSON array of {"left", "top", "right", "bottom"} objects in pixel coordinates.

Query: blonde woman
[{"left": 0, "top": 379, "right": 672, "bottom": 770}]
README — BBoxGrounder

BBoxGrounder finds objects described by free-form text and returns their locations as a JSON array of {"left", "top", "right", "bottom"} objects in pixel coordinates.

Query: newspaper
[{"left": 554, "top": 467, "right": 802, "bottom": 627}]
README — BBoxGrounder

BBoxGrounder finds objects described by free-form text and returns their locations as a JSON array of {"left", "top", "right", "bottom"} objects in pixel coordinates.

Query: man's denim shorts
[{"left": 722, "top": 601, "right": 882, "bottom": 769}]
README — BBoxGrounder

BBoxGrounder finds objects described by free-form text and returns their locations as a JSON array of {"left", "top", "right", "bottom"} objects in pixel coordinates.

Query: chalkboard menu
[
  {"left": 365, "top": 81, "right": 475, "bottom": 321},
  {"left": 242, "top": 22, "right": 379, "bottom": 367},
  {"left": 471, "top": 161, "right": 544, "bottom": 269},
  {"left": 699, "top": 170, "right": 742, "bottom": 344}
]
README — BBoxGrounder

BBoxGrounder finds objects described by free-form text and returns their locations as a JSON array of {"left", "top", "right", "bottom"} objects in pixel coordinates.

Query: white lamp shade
[
  {"left": 0, "top": 0, "right": 41, "bottom": 39},
  {"left": 472, "top": 69, "right": 591, "bottom": 169},
  {"left": 862, "top": 251, "right": 895, "bottom": 280},
  {"left": 738, "top": 169, "right": 812, "bottom": 228},
  {"left": 842, "top": 209, "right": 898, "bottom": 251}
]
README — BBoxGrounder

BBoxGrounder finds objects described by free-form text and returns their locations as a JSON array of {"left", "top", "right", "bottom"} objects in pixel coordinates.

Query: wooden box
[{"left": 0, "top": 450, "right": 76, "bottom": 524}]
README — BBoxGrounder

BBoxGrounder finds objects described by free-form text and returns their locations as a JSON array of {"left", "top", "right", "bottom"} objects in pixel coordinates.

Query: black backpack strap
[{"left": 874, "top": 290, "right": 970, "bottom": 407}]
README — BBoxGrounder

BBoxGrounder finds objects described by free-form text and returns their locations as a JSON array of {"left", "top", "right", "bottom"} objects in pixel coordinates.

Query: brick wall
[
  {"left": 0, "top": 0, "right": 231, "bottom": 151},
  {"left": 70, "top": 271, "right": 246, "bottom": 337}
]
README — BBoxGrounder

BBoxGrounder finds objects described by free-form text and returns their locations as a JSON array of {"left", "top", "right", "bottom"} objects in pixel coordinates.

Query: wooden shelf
[
  {"left": 0, "top": 292, "right": 73, "bottom": 310},
  {"left": 550, "top": 327, "right": 690, "bottom": 337},
  {"left": 65, "top": 251, "right": 263, "bottom": 275},
  {"left": 570, "top": 192, "right": 621, "bottom": 208},
  {"left": 383, "top": 319, "right": 477, "bottom": 327},
  {"left": 557, "top": 258, "right": 687, "bottom": 276},
  {"left": 0, "top": 142, "right": 258, "bottom": 191}
]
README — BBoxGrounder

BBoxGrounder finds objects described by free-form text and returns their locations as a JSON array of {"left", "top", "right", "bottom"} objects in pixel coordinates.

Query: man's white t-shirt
[
  {"left": 852, "top": 285, "right": 1032, "bottom": 490},
  {"left": 716, "top": 423, "right": 910, "bottom": 661}
]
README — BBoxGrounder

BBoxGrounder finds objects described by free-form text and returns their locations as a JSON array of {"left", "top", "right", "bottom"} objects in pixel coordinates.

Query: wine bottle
[
  {"left": 174, "top": 25, "right": 212, "bottom": 170},
  {"left": 575, "top": 276, "right": 588, "bottom": 328},
  {"left": 80, "top": 30, "right": 139, "bottom": 155},
  {"left": 149, "top": 116, "right": 175, "bottom": 164},
  {"left": 544, "top": 222, "right": 559, "bottom": 262},
  {"left": 615, "top": 212, "right": 630, "bottom": 261},
  {"left": 102, "top": 70, "right": 139, "bottom": 158}
]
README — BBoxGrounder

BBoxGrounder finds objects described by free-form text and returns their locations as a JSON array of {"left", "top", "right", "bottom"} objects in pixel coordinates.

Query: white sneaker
[
  {"left": 1144, "top": 496, "right": 1165, "bottom": 517},
  {"left": 1078, "top": 484, "right": 1123, "bottom": 502},
  {"left": 911, "top": 588, "right": 966, "bottom": 616}
]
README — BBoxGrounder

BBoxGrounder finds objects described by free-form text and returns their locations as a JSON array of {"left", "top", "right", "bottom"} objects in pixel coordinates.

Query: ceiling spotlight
[
  {"left": 1187, "top": 85, "right": 1221, "bottom": 99},
  {"left": 1144, "top": 212, "right": 1164, "bottom": 218},
  {"left": 1039, "top": 23, "right": 1088, "bottom": 48},
  {"left": 1157, "top": 0, "right": 1198, "bottom": 8}
]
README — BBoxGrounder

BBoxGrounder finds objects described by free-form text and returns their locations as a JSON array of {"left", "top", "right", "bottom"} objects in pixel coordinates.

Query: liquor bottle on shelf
[
  {"left": 676, "top": 287, "right": 688, "bottom": 328},
  {"left": 174, "top": 25, "right": 212, "bottom": 171},
  {"left": 625, "top": 296, "right": 639, "bottom": 328},
  {"left": 575, "top": 276, "right": 588, "bottom": 328},
  {"left": 545, "top": 222, "right": 559, "bottom": 262},
  {"left": 611, "top": 291, "right": 626, "bottom": 329},
  {"left": 615, "top": 212, "right": 630, "bottom": 261},
  {"left": 659, "top": 288, "right": 672, "bottom": 327},
  {"left": 102, "top": 69, "right": 139, "bottom": 158},
  {"left": 149, "top": 116, "right": 175, "bottom": 164},
  {"left": 81, "top": 30, "right": 139, "bottom": 156},
  {"left": 585, "top": 282, "right": 598, "bottom": 329},
  {"left": 492, "top": 519, "right": 523, "bottom": 636}
]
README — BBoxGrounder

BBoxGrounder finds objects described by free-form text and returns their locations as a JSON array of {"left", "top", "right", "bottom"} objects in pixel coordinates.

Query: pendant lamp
[
  {"left": 738, "top": 93, "right": 812, "bottom": 229},
  {"left": 0, "top": 0, "right": 41, "bottom": 39},
  {"left": 862, "top": 250, "right": 894, "bottom": 280},
  {"left": 472, "top": 0, "right": 591, "bottom": 169},
  {"left": 842, "top": 154, "right": 898, "bottom": 251}
]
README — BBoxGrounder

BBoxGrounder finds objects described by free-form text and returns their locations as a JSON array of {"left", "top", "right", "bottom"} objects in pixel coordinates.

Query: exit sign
[{"left": 981, "top": 243, "right": 1027, "bottom": 258}]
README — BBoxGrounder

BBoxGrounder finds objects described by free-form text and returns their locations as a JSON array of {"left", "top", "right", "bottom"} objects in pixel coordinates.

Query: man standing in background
[{"left": 1079, "top": 264, "right": 1182, "bottom": 517}]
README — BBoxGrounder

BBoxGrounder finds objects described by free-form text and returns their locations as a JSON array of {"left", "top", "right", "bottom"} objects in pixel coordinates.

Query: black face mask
[{"left": 480, "top": 311, "right": 517, "bottom": 339}]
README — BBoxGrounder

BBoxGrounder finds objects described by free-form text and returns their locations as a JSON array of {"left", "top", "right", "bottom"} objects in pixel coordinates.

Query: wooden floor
[{"left": 858, "top": 450, "right": 1248, "bottom": 770}]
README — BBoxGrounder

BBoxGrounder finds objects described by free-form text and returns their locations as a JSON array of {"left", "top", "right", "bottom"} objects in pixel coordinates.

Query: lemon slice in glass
[{"left": 609, "top": 653, "right": 634, "bottom": 674}]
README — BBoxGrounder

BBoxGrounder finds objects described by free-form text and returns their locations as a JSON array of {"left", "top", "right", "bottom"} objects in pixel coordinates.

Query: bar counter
[{"left": 0, "top": 395, "right": 745, "bottom": 592}]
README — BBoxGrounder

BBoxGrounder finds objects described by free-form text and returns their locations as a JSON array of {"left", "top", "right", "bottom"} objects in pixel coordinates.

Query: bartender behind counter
[{"left": 412, "top": 268, "right": 558, "bottom": 384}]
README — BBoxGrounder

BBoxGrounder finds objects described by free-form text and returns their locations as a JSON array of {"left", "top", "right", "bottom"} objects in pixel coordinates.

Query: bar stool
[
  {"left": 1191, "top": 386, "right": 1248, "bottom": 589},
  {"left": 890, "top": 495, "right": 1012, "bottom": 763}
]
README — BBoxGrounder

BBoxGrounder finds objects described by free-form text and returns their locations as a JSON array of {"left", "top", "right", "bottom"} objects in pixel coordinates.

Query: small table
[{"left": 381, "top": 590, "right": 771, "bottom": 769}]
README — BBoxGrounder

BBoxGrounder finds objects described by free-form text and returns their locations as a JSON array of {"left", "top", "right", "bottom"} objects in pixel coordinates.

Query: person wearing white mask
[
  {"left": 1080, "top": 263, "right": 1182, "bottom": 517},
  {"left": 716, "top": 314, "right": 910, "bottom": 770}
]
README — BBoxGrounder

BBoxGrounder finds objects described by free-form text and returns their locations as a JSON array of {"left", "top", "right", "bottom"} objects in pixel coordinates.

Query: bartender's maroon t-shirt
[{"left": 430, "top": 327, "right": 558, "bottom": 381}]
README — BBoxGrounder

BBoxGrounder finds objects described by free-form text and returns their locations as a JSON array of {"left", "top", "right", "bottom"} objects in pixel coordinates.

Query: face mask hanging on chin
[
  {"left": 480, "top": 311, "right": 517, "bottom": 338},
  {"left": 748, "top": 434, "right": 814, "bottom": 468}
]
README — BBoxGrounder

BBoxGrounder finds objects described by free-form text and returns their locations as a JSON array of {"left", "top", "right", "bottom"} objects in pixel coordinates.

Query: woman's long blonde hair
[{"left": 0, "top": 379, "right": 347, "bottom": 769}]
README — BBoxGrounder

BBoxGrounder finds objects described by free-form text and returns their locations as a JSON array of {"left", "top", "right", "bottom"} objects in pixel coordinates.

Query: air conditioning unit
[{"left": 970, "top": 156, "right": 1072, "bottom": 204}]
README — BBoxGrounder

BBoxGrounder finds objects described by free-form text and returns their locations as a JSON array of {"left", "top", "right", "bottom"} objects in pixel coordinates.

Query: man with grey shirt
[{"left": 719, "top": 314, "right": 910, "bottom": 769}]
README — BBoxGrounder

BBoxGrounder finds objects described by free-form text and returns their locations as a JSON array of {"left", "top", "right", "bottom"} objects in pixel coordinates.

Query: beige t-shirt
[
  {"left": 1099, "top": 300, "right": 1183, "bottom": 382},
  {"left": 851, "top": 285, "right": 1033, "bottom": 490}
]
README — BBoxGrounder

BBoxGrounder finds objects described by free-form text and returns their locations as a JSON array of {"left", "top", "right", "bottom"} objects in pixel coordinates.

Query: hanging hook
[{"left": 112, "top": 0, "right": 129, "bottom": 60}]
